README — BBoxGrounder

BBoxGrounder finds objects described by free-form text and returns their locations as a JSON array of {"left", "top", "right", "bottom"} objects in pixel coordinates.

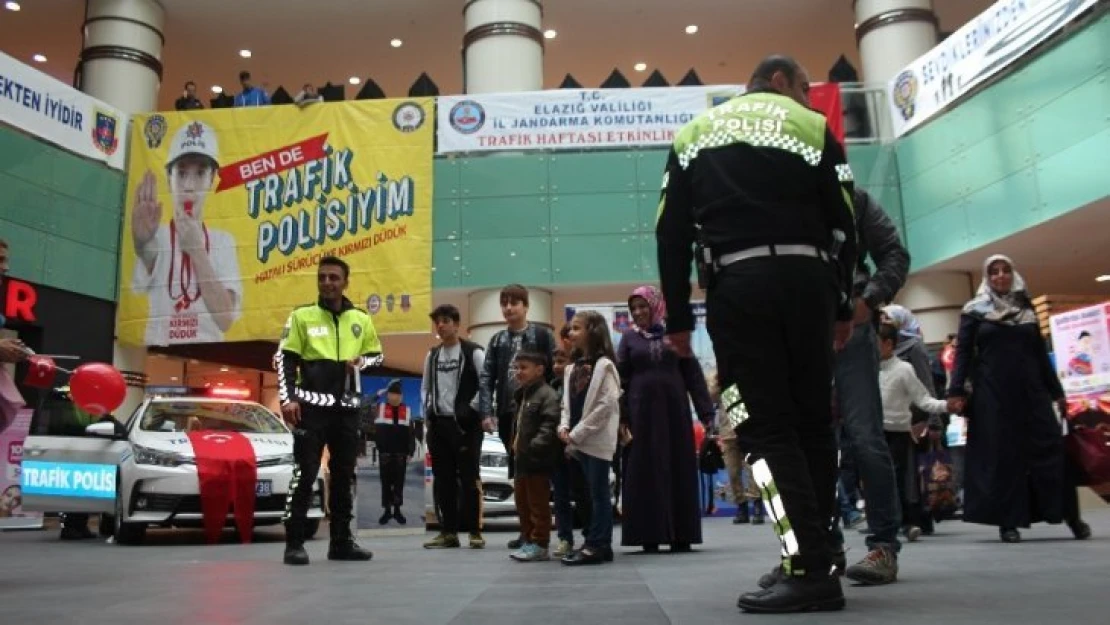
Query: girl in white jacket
[{"left": 558, "top": 310, "right": 621, "bottom": 566}]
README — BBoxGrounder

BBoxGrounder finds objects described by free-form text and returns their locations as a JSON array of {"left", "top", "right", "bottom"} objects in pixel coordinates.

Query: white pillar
[
  {"left": 78, "top": 0, "right": 165, "bottom": 115},
  {"left": 893, "top": 272, "right": 974, "bottom": 344},
  {"left": 113, "top": 343, "right": 148, "bottom": 419},
  {"left": 467, "top": 288, "right": 553, "bottom": 349},
  {"left": 855, "top": 0, "right": 939, "bottom": 85},
  {"left": 463, "top": 0, "right": 544, "bottom": 94}
]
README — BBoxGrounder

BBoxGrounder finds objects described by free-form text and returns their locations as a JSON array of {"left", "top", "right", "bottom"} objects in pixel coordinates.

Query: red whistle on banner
[
  {"left": 23, "top": 356, "right": 59, "bottom": 389},
  {"left": 215, "top": 133, "right": 330, "bottom": 192}
]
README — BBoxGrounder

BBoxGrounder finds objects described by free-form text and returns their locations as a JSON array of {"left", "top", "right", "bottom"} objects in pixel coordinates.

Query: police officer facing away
[
  {"left": 656, "top": 55, "right": 858, "bottom": 613},
  {"left": 277, "top": 256, "right": 384, "bottom": 566}
]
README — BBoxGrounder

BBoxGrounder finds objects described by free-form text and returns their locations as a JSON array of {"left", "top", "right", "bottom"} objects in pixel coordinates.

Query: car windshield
[{"left": 139, "top": 401, "right": 286, "bottom": 434}]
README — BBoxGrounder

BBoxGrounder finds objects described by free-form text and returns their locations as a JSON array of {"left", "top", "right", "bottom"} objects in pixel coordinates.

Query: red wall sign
[{"left": 3, "top": 279, "right": 37, "bottom": 324}]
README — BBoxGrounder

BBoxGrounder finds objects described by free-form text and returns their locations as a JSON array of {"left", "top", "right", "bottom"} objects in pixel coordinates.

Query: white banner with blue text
[
  {"left": 436, "top": 86, "right": 744, "bottom": 154},
  {"left": 0, "top": 50, "right": 127, "bottom": 170},
  {"left": 888, "top": 0, "right": 1100, "bottom": 138}
]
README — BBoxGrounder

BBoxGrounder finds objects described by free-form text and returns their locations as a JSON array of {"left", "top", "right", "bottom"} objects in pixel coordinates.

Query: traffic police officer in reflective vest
[
  {"left": 656, "top": 55, "right": 858, "bottom": 613},
  {"left": 277, "top": 255, "right": 384, "bottom": 566}
]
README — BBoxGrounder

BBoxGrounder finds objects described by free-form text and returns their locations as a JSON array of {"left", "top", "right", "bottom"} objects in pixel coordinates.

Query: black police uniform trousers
[
  {"left": 706, "top": 255, "right": 839, "bottom": 576},
  {"left": 285, "top": 404, "right": 360, "bottom": 545},
  {"left": 378, "top": 451, "right": 408, "bottom": 508},
  {"left": 427, "top": 414, "right": 484, "bottom": 535}
]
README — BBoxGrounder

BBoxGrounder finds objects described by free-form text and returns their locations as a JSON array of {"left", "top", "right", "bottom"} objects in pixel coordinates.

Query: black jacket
[
  {"left": 510, "top": 381, "right": 561, "bottom": 475},
  {"left": 656, "top": 90, "right": 859, "bottom": 330},
  {"left": 852, "top": 189, "right": 910, "bottom": 311},
  {"left": 478, "top": 324, "right": 556, "bottom": 417}
]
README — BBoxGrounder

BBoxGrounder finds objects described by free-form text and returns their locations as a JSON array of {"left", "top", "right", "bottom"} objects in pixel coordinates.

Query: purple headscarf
[{"left": 629, "top": 285, "right": 666, "bottom": 339}]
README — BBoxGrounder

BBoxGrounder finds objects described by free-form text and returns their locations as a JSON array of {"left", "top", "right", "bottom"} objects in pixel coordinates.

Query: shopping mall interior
[{"left": 1, "top": 0, "right": 1108, "bottom": 622}]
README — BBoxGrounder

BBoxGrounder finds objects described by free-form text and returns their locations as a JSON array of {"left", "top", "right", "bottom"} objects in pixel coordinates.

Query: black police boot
[
  {"left": 378, "top": 509, "right": 392, "bottom": 525},
  {"left": 283, "top": 521, "right": 309, "bottom": 566},
  {"left": 393, "top": 506, "right": 407, "bottom": 525},
  {"left": 328, "top": 540, "right": 374, "bottom": 561},
  {"left": 739, "top": 569, "right": 844, "bottom": 614}
]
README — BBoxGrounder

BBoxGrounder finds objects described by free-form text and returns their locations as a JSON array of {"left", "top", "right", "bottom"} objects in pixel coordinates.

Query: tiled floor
[{"left": 3, "top": 506, "right": 1107, "bottom": 624}]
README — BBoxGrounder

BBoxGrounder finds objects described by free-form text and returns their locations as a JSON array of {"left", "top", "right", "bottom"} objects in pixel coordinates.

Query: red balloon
[{"left": 69, "top": 363, "right": 127, "bottom": 416}]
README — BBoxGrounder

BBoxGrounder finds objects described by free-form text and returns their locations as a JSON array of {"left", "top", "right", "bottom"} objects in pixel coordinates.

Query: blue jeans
[
  {"left": 578, "top": 452, "right": 613, "bottom": 550},
  {"left": 551, "top": 452, "right": 579, "bottom": 543},
  {"left": 832, "top": 322, "right": 902, "bottom": 553}
]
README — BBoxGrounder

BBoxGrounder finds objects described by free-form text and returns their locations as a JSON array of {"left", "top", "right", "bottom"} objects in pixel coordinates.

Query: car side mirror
[{"left": 86, "top": 420, "right": 127, "bottom": 440}]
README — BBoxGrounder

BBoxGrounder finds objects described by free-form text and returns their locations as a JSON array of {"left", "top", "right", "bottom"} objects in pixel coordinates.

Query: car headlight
[
  {"left": 257, "top": 453, "right": 296, "bottom": 467},
  {"left": 132, "top": 444, "right": 192, "bottom": 467},
  {"left": 479, "top": 452, "right": 508, "bottom": 468}
]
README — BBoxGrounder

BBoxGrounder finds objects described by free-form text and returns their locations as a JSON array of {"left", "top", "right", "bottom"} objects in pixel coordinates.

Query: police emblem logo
[
  {"left": 351, "top": 323, "right": 363, "bottom": 338},
  {"left": 400, "top": 294, "right": 411, "bottom": 313},
  {"left": 367, "top": 294, "right": 382, "bottom": 315},
  {"left": 449, "top": 100, "right": 486, "bottom": 135},
  {"left": 385, "top": 294, "right": 396, "bottom": 312},
  {"left": 392, "top": 102, "right": 425, "bottom": 133},
  {"left": 143, "top": 115, "right": 168, "bottom": 149},
  {"left": 186, "top": 121, "right": 205, "bottom": 139},
  {"left": 892, "top": 70, "right": 920, "bottom": 121},
  {"left": 92, "top": 110, "right": 119, "bottom": 156}
]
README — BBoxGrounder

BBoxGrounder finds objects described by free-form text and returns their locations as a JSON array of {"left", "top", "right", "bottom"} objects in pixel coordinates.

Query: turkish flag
[
  {"left": 187, "top": 431, "right": 258, "bottom": 544},
  {"left": 941, "top": 345, "right": 956, "bottom": 373},
  {"left": 809, "top": 83, "right": 845, "bottom": 145}
]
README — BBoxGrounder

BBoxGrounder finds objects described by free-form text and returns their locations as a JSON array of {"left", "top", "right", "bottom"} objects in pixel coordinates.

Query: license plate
[{"left": 255, "top": 480, "right": 272, "bottom": 497}]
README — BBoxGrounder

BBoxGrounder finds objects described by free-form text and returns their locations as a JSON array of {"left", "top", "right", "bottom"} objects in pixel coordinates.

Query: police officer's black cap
[{"left": 387, "top": 379, "right": 403, "bottom": 394}]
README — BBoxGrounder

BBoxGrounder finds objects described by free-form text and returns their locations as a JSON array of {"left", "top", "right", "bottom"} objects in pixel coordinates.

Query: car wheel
[
  {"left": 304, "top": 519, "right": 321, "bottom": 540},
  {"left": 113, "top": 486, "right": 146, "bottom": 546}
]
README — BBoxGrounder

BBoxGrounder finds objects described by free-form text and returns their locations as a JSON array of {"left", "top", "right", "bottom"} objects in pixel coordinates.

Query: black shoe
[
  {"left": 562, "top": 547, "right": 605, "bottom": 566},
  {"left": 738, "top": 574, "right": 845, "bottom": 614},
  {"left": 1068, "top": 520, "right": 1092, "bottom": 540},
  {"left": 759, "top": 551, "right": 846, "bottom": 590},
  {"left": 60, "top": 526, "right": 96, "bottom": 541},
  {"left": 378, "top": 510, "right": 392, "bottom": 525},
  {"left": 670, "top": 542, "right": 692, "bottom": 553},
  {"left": 328, "top": 541, "right": 374, "bottom": 561},
  {"left": 507, "top": 536, "right": 524, "bottom": 550},
  {"left": 394, "top": 508, "right": 407, "bottom": 525},
  {"left": 734, "top": 507, "right": 750, "bottom": 524},
  {"left": 643, "top": 544, "right": 660, "bottom": 554},
  {"left": 1000, "top": 528, "right": 1021, "bottom": 543},
  {"left": 752, "top": 514, "right": 765, "bottom": 525},
  {"left": 284, "top": 544, "right": 310, "bottom": 566},
  {"left": 602, "top": 546, "right": 614, "bottom": 562},
  {"left": 758, "top": 565, "right": 786, "bottom": 589}
]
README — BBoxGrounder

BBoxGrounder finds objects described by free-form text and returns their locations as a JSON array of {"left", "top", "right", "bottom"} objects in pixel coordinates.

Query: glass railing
[{"left": 838, "top": 83, "right": 893, "bottom": 145}]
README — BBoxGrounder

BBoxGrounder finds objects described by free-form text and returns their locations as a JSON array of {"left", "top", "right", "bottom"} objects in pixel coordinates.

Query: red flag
[
  {"left": 187, "top": 431, "right": 258, "bottom": 544},
  {"left": 808, "top": 82, "right": 845, "bottom": 145},
  {"left": 23, "top": 356, "right": 58, "bottom": 389}
]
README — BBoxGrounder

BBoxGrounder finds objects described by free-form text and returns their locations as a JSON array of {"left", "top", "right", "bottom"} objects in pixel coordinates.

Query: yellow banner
[{"left": 117, "top": 99, "right": 433, "bottom": 346}]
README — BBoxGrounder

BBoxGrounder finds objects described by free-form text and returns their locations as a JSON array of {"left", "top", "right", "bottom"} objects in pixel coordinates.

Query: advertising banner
[
  {"left": 437, "top": 86, "right": 744, "bottom": 154},
  {"left": 438, "top": 83, "right": 848, "bottom": 154},
  {"left": 117, "top": 99, "right": 435, "bottom": 346},
  {"left": 0, "top": 50, "right": 126, "bottom": 170},
  {"left": 0, "top": 408, "right": 43, "bottom": 529},
  {"left": 1050, "top": 302, "right": 1110, "bottom": 408},
  {"left": 888, "top": 0, "right": 1100, "bottom": 137}
]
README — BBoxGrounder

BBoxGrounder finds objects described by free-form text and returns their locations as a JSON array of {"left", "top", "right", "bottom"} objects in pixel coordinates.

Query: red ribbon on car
[{"left": 187, "top": 431, "right": 258, "bottom": 544}]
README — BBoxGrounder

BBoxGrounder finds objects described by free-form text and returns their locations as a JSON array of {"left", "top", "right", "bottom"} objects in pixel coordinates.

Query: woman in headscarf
[
  {"left": 947, "top": 254, "right": 1090, "bottom": 543},
  {"left": 617, "top": 285, "right": 715, "bottom": 552}
]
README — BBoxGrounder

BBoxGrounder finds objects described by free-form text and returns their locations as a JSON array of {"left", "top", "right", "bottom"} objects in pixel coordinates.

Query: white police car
[{"left": 21, "top": 395, "right": 324, "bottom": 545}]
